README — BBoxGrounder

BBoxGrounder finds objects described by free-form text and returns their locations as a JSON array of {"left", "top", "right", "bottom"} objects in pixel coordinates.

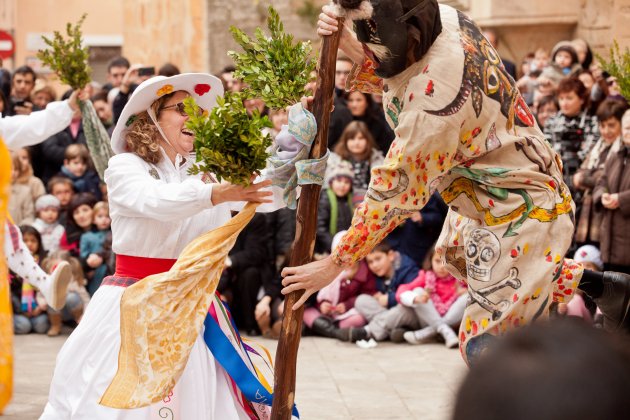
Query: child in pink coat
[{"left": 397, "top": 247, "right": 468, "bottom": 348}]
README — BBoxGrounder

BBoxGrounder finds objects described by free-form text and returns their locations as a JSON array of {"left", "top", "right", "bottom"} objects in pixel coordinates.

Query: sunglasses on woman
[{"left": 161, "top": 102, "right": 205, "bottom": 116}]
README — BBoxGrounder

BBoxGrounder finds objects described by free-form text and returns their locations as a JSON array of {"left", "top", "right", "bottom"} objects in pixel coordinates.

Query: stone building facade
[
  {"left": 120, "top": 0, "right": 630, "bottom": 75},
  {"left": 0, "top": 0, "right": 628, "bottom": 80}
]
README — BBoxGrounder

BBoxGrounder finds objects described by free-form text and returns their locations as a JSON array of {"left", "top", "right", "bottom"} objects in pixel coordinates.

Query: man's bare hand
[{"left": 282, "top": 255, "right": 344, "bottom": 310}]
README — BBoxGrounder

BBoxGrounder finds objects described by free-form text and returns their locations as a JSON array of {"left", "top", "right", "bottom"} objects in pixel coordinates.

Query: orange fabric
[{"left": 0, "top": 137, "right": 13, "bottom": 413}]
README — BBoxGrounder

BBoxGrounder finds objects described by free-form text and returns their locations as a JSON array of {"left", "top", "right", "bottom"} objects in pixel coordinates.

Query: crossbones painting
[{"left": 465, "top": 228, "right": 522, "bottom": 320}]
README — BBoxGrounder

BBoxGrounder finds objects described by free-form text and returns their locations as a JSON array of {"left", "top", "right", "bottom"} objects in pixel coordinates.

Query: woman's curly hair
[{"left": 124, "top": 92, "right": 176, "bottom": 164}]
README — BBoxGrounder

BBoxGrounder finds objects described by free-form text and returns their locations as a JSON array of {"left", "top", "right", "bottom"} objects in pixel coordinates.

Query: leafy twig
[
  {"left": 184, "top": 93, "right": 273, "bottom": 186},
  {"left": 228, "top": 6, "right": 316, "bottom": 109},
  {"left": 37, "top": 14, "right": 91, "bottom": 90}
]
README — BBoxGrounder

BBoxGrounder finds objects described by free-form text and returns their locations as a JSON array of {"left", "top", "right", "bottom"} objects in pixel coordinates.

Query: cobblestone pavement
[{"left": 5, "top": 330, "right": 467, "bottom": 419}]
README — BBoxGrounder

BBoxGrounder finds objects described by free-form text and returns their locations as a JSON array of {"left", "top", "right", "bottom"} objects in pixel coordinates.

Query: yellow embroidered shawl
[
  {"left": 100, "top": 202, "right": 258, "bottom": 408},
  {"left": 0, "top": 137, "right": 13, "bottom": 413}
]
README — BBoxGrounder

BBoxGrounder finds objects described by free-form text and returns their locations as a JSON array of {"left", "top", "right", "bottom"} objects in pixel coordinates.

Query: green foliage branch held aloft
[
  {"left": 228, "top": 6, "right": 316, "bottom": 109},
  {"left": 37, "top": 14, "right": 91, "bottom": 90},
  {"left": 184, "top": 94, "right": 273, "bottom": 186}
]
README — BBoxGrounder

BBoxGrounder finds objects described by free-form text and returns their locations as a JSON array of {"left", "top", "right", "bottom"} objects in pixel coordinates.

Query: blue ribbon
[{"left": 203, "top": 313, "right": 299, "bottom": 418}]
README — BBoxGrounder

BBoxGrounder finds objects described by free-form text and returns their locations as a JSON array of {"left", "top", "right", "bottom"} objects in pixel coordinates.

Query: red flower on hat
[{"left": 195, "top": 83, "right": 211, "bottom": 96}]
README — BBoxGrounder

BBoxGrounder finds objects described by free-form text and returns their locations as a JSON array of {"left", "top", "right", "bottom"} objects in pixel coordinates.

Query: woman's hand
[
  {"left": 68, "top": 87, "right": 90, "bottom": 112},
  {"left": 602, "top": 192, "right": 620, "bottom": 210},
  {"left": 317, "top": 4, "right": 365, "bottom": 64},
  {"left": 211, "top": 178, "right": 273, "bottom": 206},
  {"left": 335, "top": 302, "right": 346, "bottom": 314},
  {"left": 120, "top": 64, "right": 143, "bottom": 94},
  {"left": 282, "top": 255, "right": 345, "bottom": 310}
]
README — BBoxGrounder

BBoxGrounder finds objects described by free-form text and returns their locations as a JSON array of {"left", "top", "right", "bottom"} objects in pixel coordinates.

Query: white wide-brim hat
[{"left": 110, "top": 73, "right": 224, "bottom": 154}]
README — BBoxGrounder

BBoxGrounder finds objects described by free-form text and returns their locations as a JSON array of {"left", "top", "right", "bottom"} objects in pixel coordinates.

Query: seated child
[
  {"left": 398, "top": 248, "right": 468, "bottom": 348},
  {"left": 42, "top": 251, "right": 91, "bottom": 336},
  {"left": 15, "top": 147, "right": 46, "bottom": 202},
  {"left": 47, "top": 176, "right": 75, "bottom": 227},
  {"left": 335, "top": 242, "right": 418, "bottom": 342},
  {"left": 80, "top": 201, "right": 112, "bottom": 295},
  {"left": 8, "top": 151, "right": 35, "bottom": 225},
  {"left": 12, "top": 226, "right": 49, "bottom": 335},
  {"left": 316, "top": 161, "right": 355, "bottom": 255},
  {"left": 58, "top": 144, "right": 101, "bottom": 200},
  {"left": 303, "top": 231, "right": 376, "bottom": 340},
  {"left": 256, "top": 248, "right": 289, "bottom": 340},
  {"left": 32, "top": 194, "right": 65, "bottom": 253}
]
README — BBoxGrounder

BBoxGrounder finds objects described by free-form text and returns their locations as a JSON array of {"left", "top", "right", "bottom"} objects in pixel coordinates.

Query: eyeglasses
[{"left": 161, "top": 102, "right": 205, "bottom": 116}]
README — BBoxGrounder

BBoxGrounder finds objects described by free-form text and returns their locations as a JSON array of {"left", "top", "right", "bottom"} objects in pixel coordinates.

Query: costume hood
[{"left": 334, "top": 0, "right": 442, "bottom": 78}]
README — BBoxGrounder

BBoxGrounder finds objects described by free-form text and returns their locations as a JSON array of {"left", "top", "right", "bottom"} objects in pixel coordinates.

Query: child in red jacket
[{"left": 304, "top": 231, "right": 377, "bottom": 339}]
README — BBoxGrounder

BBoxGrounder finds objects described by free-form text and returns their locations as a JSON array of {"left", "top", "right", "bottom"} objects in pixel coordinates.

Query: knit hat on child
[
  {"left": 328, "top": 161, "right": 354, "bottom": 184},
  {"left": 35, "top": 194, "right": 61, "bottom": 211},
  {"left": 573, "top": 245, "right": 603, "bottom": 271}
]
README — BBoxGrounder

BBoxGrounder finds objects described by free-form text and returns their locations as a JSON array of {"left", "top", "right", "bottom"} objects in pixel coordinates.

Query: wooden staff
[{"left": 270, "top": 15, "right": 346, "bottom": 420}]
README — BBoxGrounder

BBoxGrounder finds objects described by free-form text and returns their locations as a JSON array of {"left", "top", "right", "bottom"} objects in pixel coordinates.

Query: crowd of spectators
[{"left": 2, "top": 31, "right": 629, "bottom": 346}]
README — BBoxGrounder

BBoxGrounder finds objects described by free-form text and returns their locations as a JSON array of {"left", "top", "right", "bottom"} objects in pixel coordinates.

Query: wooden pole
[{"left": 271, "top": 16, "right": 345, "bottom": 420}]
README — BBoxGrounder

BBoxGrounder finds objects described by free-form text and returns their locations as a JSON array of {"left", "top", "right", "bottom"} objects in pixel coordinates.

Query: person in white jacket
[
  {"left": 41, "top": 73, "right": 300, "bottom": 420},
  {"left": 1, "top": 89, "right": 86, "bottom": 310}
]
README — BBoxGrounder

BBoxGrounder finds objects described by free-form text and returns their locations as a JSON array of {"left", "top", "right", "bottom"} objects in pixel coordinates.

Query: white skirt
[{"left": 40, "top": 285, "right": 250, "bottom": 420}]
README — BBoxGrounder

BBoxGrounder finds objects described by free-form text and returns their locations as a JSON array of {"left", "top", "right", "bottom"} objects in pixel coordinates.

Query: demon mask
[{"left": 335, "top": 0, "right": 442, "bottom": 78}]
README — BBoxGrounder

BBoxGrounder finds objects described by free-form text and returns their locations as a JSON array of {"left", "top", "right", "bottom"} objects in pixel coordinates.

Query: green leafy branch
[
  {"left": 597, "top": 40, "right": 630, "bottom": 102},
  {"left": 228, "top": 6, "right": 316, "bottom": 109},
  {"left": 184, "top": 94, "right": 273, "bottom": 186},
  {"left": 37, "top": 14, "right": 91, "bottom": 90}
]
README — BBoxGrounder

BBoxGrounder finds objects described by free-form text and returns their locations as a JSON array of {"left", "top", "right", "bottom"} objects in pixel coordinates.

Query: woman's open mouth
[{"left": 181, "top": 128, "right": 194, "bottom": 137}]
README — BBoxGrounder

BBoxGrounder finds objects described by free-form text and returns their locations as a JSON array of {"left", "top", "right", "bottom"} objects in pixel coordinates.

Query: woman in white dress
[{"left": 41, "top": 74, "right": 285, "bottom": 419}]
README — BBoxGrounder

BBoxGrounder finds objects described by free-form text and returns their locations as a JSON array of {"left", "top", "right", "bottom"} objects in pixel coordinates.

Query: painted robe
[{"left": 332, "top": 5, "right": 583, "bottom": 364}]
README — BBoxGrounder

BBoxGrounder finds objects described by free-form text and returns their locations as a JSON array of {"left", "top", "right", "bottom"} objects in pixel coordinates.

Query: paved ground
[{"left": 5, "top": 330, "right": 467, "bottom": 419}]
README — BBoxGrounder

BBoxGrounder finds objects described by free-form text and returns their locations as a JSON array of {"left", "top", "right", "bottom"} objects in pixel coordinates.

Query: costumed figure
[
  {"left": 41, "top": 73, "right": 324, "bottom": 419},
  {"left": 282, "top": 0, "right": 630, "bottom": 365},
  {"left": 0, "top": 93, "right": 85, "bottom": 412}
]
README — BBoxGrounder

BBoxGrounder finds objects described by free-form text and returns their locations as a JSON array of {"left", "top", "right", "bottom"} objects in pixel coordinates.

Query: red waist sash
[{"left": 114, "top": 254, "right": 177, "bottom": 280}]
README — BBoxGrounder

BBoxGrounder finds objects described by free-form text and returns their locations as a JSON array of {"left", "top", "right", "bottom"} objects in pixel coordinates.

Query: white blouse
[
  {"left": 0, "top": 100, "right": 73, "bottom": 150},
  {"left": 105, "top": 149, "right": 286, "bottom": 259}
]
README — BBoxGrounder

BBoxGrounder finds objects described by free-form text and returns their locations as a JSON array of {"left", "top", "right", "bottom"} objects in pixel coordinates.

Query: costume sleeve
[
  {"left": 105, "top": 154, "right": 214, "bottom": 222},
  {"left": 0, "top": 101, "right": 73, "bottom": 149},
  {"left": 347, "top": 58, "right": 384, "bottom": 95},
  {"left": 332, "top": 110, "right": 460, "bottom": 266}
]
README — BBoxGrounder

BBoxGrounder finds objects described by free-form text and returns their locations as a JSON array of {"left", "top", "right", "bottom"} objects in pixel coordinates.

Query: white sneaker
[
  {"left": 40, "top": 261, "right": 72, "bottom": 311},
  {"left": 403, "top": 326, "right": 436, "bottom": 345},
  {"left": 437, "top": 324, "right": 459, "bottom": 349}
]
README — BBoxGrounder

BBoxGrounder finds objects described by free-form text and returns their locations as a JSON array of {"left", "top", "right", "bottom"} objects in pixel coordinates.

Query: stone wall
[
  {"left": 121, "top": 0, "right": 208, "bottom": 72},
  {"left": 205, "top": 0, "right": 325, "bottom": 74},
  {"left": 464, "top": 0, "right": 630, "bottom": 69},
  {"left": 117, "top": 0, "right": 630, "bottom": 76}
]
